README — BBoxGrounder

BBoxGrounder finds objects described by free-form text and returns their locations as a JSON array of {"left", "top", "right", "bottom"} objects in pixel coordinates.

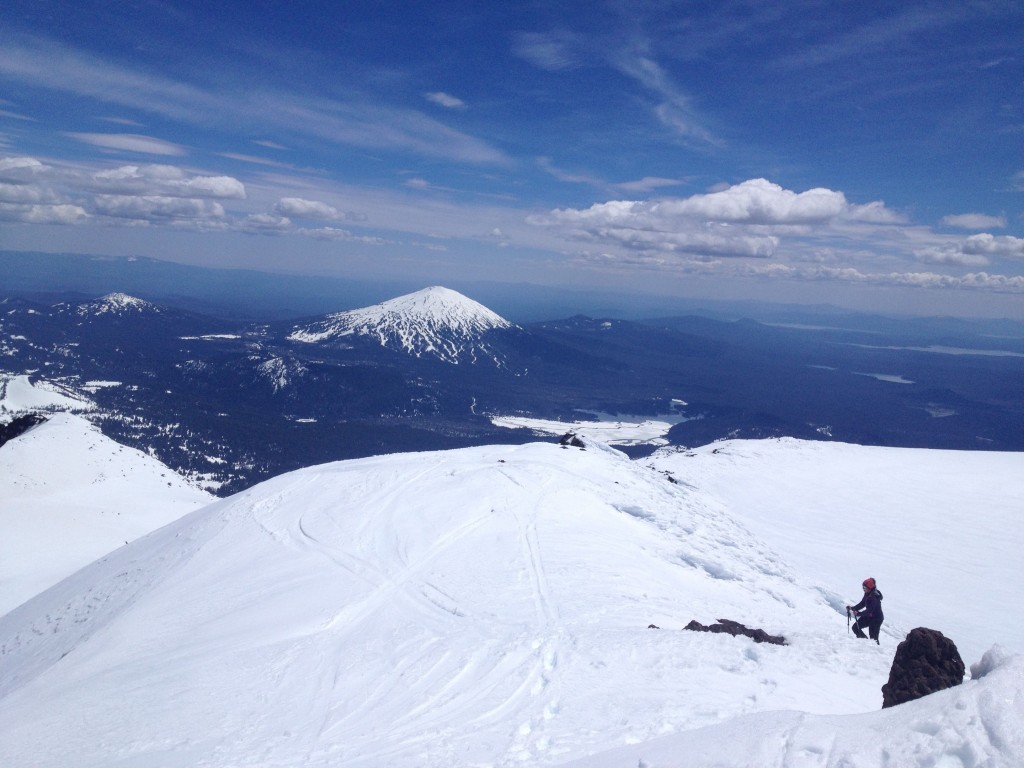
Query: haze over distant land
[{"left": 2, "top": 2, "right": 1023, "bottom": 318}]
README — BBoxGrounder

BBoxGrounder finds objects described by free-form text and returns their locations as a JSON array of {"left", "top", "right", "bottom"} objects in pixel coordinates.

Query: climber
[{"left": 847, "top": 577, "right": 884, "bottom": 644}]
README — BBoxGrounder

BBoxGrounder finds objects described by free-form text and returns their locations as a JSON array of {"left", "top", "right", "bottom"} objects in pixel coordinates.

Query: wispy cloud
[
  {"left": 612, "top": 52, "right": 719, "bottom": 146},
  {"left": 512, "top": 31, "right": 582, "bottom": 71},
  {"left": 425, "top": 92, "right": 466, "bottom": 109},
  {"left": 66, "top": 133, "right": 188, "bottom": 156},
  {"left": 1, "top": 37, "right": 510, "bottom": 166},
  {"left": 941, "top": 213, "right": 1007, "bottom": 230}
]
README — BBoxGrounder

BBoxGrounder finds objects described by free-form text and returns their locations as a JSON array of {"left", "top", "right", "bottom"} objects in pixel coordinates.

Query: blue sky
[{"left": 1, "top": 1, "right": 1023, "bottom": 317}]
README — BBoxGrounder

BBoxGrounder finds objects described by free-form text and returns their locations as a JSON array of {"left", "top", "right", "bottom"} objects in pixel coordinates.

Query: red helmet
[{"left": 862, "top": 577, "right": 876, "bottom": 590}]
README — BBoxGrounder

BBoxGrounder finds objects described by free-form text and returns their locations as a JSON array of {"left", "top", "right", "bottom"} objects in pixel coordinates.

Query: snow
[
  {"left": 492, "top": 415, "right": 674, "bottom": 445},
  {"left": 648, "top": 438, "right": 1024, "bottom": 666},
  {"left": 0, "top": 413, "right": 214, "bottom": 616},
  {"left": 74, "top": 292, "right": 158, "bottom": 316},
  {"left": 0, "top": 374, "right": 95, "bottom": 418},
  {"left": 0, "top": 436, "right": 1021, "bottom": 766},
  {"left": 289, "top": 286, "right": 515, "bottom": 363}
]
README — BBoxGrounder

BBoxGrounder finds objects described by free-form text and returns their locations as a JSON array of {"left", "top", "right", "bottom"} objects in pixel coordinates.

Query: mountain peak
[
  {"left": 288, "top": 286, "right": 515, "bottom": 364},
  {"left": 75, "top": 293, "right": 160, "bottom": 317}
]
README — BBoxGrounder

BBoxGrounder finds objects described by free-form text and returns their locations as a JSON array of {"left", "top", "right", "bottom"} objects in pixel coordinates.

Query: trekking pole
[{"left": 846, "top": 607, "right": 851, "bottom": 634}]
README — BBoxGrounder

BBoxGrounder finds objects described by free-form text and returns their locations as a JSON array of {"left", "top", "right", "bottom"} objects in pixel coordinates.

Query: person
[{"left": 846, "top": 577, "right": 884, "bottom": 644}]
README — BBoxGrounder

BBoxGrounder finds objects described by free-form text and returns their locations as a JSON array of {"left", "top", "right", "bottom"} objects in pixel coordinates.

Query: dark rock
[
  {"left": 648, "top": 624, "right": 660, "bottom": 629},
  {"left": 558, "top": 433, "right": 586, "bottom": 449},
  {"left": 683, "top": 618, "right": 786, "bottom": 646},
  {"left": 0, "top": 413, "right": 46, "bottom": 449},
  {"left": 881, "top": 627, "right": 965, "bottom": 708}
]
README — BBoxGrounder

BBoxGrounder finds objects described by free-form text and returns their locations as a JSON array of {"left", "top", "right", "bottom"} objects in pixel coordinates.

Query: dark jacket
[{"left": 851, "top": 588, "right": 884, "bottom": 623}]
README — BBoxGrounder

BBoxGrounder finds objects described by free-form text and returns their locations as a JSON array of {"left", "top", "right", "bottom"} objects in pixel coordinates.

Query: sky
[{"left": 1, "top": 1, "right": 1023, "bottom": 317}]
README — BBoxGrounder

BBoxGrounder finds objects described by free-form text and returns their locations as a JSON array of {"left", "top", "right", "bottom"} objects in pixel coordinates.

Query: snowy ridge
[
  {"left": 0, "top": 437, "right": 1020, "bottom": 766},
  {"left": 288, "top": 286, "right": 515, "bottom": 364},
  {"left": 0, "top": 412, "right": 212, "bottom": 616}
]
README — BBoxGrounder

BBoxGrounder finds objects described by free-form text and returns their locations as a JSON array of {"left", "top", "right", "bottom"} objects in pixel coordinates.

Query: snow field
[
  {"left": 0, "top": 436, "right": 1020, "bottom": 766},
  {"left": 650, "top": 438, "right": 1024, "bottom": 664}
]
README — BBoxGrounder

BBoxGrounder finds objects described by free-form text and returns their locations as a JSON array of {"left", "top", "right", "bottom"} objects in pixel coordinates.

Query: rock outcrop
[{"left": 881, "top": 627, "right": 965, "bottom": 708}]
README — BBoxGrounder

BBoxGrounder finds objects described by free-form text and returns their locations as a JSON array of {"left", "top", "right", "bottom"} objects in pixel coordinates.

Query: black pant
[{"left": 853, "top": 617, "right": 882, "bottom": 643}]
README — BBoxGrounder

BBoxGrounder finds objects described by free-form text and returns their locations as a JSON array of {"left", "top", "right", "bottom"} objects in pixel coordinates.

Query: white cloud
[
  {"left": 0, "top": 156, "right": 48, "bottom": 180},
  {"left": 959, "top": 233, "right": 1024, "bottom": 257},
  {"left": 89, "top": 165, "right": 246, "bottom": 199},
  {"left": 298, "top": 227, "right": 386, "bottom": 244},
  {"left": 3, "top": 39, "right": 509, "bottom": 166},
  {"left": 67, "top": 133, "right": 188, "bottom": 156},
  {"left": 919, "top": 233, "right": 1024, "bottom": 266},
  {"left": 93, "top": 194, "right": 226, "bottom": 221},
  {"left": 0, "top": 202, "right": 87, "bottom": 224},
  {"left": 238, "top": 213, "right": 291, "bottom": 233},
  {"left": 941, "top": 213, "right": 1007, "bottom": 230},
  {"left": 425, "top": 92, "right": 466, "bottom": 109},
  {"left": 0, "top": 182, "right": 56, "bottom": 204},
  {"left": 530, "top": 179, "right": 904, "bottom": 260},
  {"left": 274, "top": 197, "right": 341, "bottom": 220},
  {"left": 614, "top": 176, "right": 687, "bottom": 193},
  {"left": 614, "top": 54, "right": 718, "bottom": 146}
]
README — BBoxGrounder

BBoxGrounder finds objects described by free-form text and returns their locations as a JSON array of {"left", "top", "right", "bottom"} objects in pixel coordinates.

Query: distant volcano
[{"left": 288, "top": 286, "right": 517, "bottom": 364}]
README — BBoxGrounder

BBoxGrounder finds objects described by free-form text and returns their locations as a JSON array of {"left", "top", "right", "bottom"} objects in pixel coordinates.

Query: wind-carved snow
[
  {"left": 1, "top": 437, "right": 1021, "bottom": 766},
  {"left": 288, "top": 286, "right": 516, "bottom": 365},
  {"left": 73, "top": 292, "right": 160, "bottom": 317}
]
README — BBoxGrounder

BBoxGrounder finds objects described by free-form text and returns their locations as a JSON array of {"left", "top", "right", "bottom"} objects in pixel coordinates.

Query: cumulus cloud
[
  {"left": 93, "top": 194, "right": 227, "bottom": 222},
  {"left": 425, "top": 92, "right": 466, "bottom": 109},
  {"left": 0, "top": 156, "right": 48, "bottom": 181},
  {"left": 274, "top": 197, "right": 341, "bottom": 220},
  {"left": 91, "top": 164, "right": 246, "bottom": 199},
  {"left": 238, "top": 213, "right": 292, "bottom": 233},
  {"left": 530, "top": 179, "right": 903, "bottom": 260},
  {"left": 959, "top": 233, "right": 1024, "bottom": 257},
  {"left": 66, "top": 132, "right": 188, "bottom": 156},
  {"left": 0, "top": 201, "right": 87, "bottom": 224},
  {"left": 917, "top": 233, "right": 1024, "bottom": 267},
  {"left": 941, "top": 213, "right": 1007, "bottom": 230}
]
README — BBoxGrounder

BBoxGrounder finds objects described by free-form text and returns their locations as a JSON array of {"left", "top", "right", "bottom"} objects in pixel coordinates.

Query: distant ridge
[{"left": 288, "top": 286, "right": 517, "bottom": 364}]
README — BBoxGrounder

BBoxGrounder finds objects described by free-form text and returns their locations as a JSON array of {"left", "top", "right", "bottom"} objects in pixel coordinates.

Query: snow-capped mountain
[
  {"left": 67, "top": 292, "right": 162, "bottom": 318},
  {"left": 0, "top": 413, "right": 212, "bottom": 616},
  {"left": 289, "top": 286, "right": 517, "bottom": 364},
  {"left": 0, "top": 436, "right": 1020, "bottom": 766}
]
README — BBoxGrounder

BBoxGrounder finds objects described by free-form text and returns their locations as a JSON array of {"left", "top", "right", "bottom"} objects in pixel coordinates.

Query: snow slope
[
  {"left": 649, "top": 438, "right": 1024, "bottom": 665},
  {"left": 288, "top": 285, "right": 515, "bottom": 363},
  {"left": 0, "top": 438, "right": 1020, "bottom": 767},
  {"left": 0, "top": 413, "right": 214, "bottom": 616}
]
